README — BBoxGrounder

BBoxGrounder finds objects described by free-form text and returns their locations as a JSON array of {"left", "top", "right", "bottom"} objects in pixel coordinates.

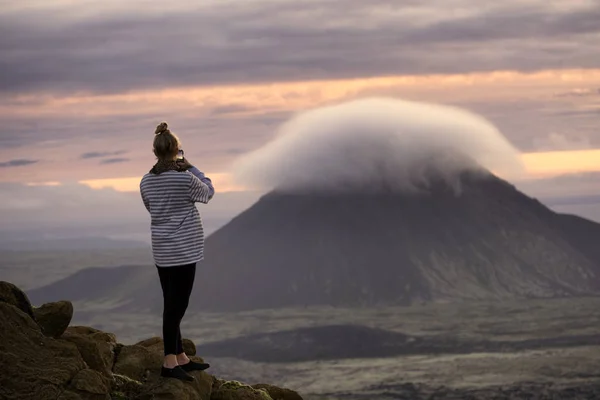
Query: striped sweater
[{"left": 140, "top": 167, "right": 215, "bottom": 267}]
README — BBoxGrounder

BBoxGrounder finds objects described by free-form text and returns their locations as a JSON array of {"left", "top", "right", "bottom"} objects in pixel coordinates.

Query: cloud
[
  {"left": 532, "top": 133, "right": 593, "bottom": 151},
  {"left": 100, "top": 157, "right": 130, "bottom": 165},
  {"left": 232, "top": 97, "right": 524, "bottom": 194},
  {"left": 0, "top": 159, "right": 39, "bottom": 168},
  {"left": 1, "top": 0, "right": 599, "bottom": 95},
  {"left": 0, "top": 182, "right": 262, "bottom": 241},
  {"left": 1, "top": 68, "right": 599, "bottom": 184},
  {"left": 210, "top": 104, "right": 256, "bottom": 116},
  {"left": 554, "top": 88, "right": 600, "bottom": 97},
  {"left": 81, "top": 150, "right": 127, "bottom": 159}
]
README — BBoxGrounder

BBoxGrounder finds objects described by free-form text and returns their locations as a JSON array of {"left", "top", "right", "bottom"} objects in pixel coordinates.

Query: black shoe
[
  {"left": 161, "top": 366, "right": 194, "bottom": 381},
  {"left": 180, "top": 360, "right": 210, "bottom": 372}
]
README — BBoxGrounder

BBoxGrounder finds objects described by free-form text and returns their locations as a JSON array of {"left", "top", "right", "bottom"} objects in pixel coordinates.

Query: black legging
[{"left": 157, "top": 263, "right": 196, "bottom": 356}]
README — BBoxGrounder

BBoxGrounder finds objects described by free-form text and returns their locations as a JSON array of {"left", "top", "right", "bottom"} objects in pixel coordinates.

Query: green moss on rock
[{"left": 213, "top": 380, "right": 273, "bottom": 400}]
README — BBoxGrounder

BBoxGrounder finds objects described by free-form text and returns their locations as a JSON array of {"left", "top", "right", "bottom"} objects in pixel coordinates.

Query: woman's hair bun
[{"left": 155, "top": 122, "right": 169, "bottom": 135}]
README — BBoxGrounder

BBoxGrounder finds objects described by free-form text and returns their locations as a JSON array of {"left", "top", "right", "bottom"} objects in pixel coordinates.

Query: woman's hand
[{"left": 176, "top": 158, "right": 194, "bottom": 171}]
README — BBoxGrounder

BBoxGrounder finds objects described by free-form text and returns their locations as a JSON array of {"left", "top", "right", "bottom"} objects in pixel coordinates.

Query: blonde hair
[{"left": 153, "top": 122, "right": 180, "bottom": 160}]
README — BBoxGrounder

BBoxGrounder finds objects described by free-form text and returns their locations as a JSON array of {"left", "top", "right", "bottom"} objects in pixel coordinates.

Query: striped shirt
[{"left": 140, "top": 168, "right": 214, "bottom": 267}]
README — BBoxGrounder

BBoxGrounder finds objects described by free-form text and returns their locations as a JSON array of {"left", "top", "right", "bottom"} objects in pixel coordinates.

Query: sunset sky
[{"left": 1, "top": 0, "right": 600, "bottom": 242}]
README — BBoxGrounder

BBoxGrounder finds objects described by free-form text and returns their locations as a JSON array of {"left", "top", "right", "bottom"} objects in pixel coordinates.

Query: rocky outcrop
[
  {"left": 0, "top": 281, "right": 303, "bottom": 400},
  {"left": 34, "top": 300, "right": 73, "bottom": 337},
  {"left": 0, "top": 280, "right": 35, "bottom": 318}
]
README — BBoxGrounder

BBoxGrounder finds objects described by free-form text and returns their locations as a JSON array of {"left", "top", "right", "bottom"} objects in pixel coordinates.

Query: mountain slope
[
  {"left": 28, "top": 172, "right": 600, "bottom": 312},
  {"left": 191, "top": 171, "right": 600, "bottom": 311}
]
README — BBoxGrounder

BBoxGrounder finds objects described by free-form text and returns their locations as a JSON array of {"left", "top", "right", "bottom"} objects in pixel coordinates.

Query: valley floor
[{"left": 71, "top": 296, "right": 600, "bottom": 399}]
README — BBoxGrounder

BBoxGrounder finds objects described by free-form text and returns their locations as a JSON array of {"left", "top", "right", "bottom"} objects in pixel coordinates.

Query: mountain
[
  {"left": 27, "top": 265, "right": 160, "bottom": 312},
  {"left": 191, "top": 170, "right": 600, "bottom": 311},
  {"left": 29, "top": 171, "right": 600, "bottom": 312}
]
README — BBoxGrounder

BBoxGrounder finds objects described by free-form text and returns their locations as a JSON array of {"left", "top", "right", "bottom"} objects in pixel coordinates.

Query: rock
[
  {"left": 62, "top": 326, "right": 117, "bottom": 375},
  {"left": 61, "top": 331, "right": 114, "bottom": 381},
  {"left": 57, "top": 390, "right": 83, "bottom": 400},
  {"left": 0, "top": 302, "right": 85, "bottom": 400},
  {"left": 111, "top": 374, "right": 144, "bottom": 399},
  {"left": 33, "top": 300, "right": 73, "bottom": 338},
  {"left": 69, "top": 369, "right": 110, "bottom": 400},
  {"left": 136, "top": 336, "right": 197, "bottom": 356},
  {"left": 0, "top": 281, "right": 304, "bottom": 400},
  {"left": 113, "top": 344, "right": 157, "bottom": 382},
  {"left": 252, "top": 384, "right": 303, "bottom": 400},
  {"left": 66, "top": 326, "right": 117, "bottom": 344},
  {"left": 0, "top": 280, "right": 35, "bottom": 319},
  {"left": 212, "top": 380, "right": 273, "bottom": 400},
  {"left": 138, "top": 370, "right": 214, "bottom": 400}
]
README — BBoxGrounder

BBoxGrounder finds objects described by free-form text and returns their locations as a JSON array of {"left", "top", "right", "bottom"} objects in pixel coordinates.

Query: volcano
[
  {"left": 187, "top": 170, "right": 600, "bottom": 312},
  {"left": 28, "top": 170, "right": 600, "bottom": 313},
  {"left": 26, "top": 98, "right": 600, "bottom": 313}
]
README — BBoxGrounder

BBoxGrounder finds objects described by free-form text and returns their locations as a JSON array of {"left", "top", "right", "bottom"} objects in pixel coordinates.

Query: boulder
[
  {"left": 63, "top": 326, "right": 117, "bottom": 376},
  {"left": 111, "top": 374, "right": 144, "bottom": 399},
  {"left": 212, "top": 380, "right": 273, "bottom": 400},
  {"left": 0, "top": 302, "right": 85, "bottom": 400},
  {"left": 66, "top": 326, "right": 117, "bottom": 345},
  {"left": 69, "top": 369, "right": 111, "bottom": 400},
  {"left": 113, "top": 344, "right": 157, "bottom": 382},
  {"left": 252, "top": 384, "right": 303, "bottom": 400},
  {"left": 57, "top": 391, "right": 83, "bottom": 400},
  {"left": 0, "top": 281, "right": 303, "bottom": 400},
  {"left": 61, "top": 331, "right": 114, "bottom": 381},
  {"left": 137, "top": 370, "right": 214, "bottom": 400},
  {"left": 33, "top": 300, "right": 73, "bottom": 338},
  {"left": 0, "top": 280, "right": 35, "bottom": 319}
]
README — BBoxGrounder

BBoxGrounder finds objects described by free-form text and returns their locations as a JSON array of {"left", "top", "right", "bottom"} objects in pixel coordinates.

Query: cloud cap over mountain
[{"left": 233, "top": 97, "right": 525, "bottom": 193}]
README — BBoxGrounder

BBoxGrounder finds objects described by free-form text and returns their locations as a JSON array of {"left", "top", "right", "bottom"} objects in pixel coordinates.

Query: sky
[{"left": 1, "top": 0, "right": 600, "bottom": 244}]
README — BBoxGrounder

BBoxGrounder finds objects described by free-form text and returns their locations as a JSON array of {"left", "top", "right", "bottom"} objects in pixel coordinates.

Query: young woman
[{"left": 140, "top": 122, "right": 215, "bottom": 381}]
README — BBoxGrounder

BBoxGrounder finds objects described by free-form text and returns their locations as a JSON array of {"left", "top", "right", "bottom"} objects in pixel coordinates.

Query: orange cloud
[
  {"left": 3, "top": 68, "right": 599, "bottom": 119},
  {"left": 521, "top": 149, "right": 600, "bottom": 178},
  {"left": 70, "top": 148, "right": 600, "bottom": 193},
  {"left": 2, "top": 67, "right": 600, "bottom": 190},
  {"left": 79, "top": 172, "right": 244, "bottom": 193},
  {"left": 26, "top": 181, "right": 62, "bottom": 187}
]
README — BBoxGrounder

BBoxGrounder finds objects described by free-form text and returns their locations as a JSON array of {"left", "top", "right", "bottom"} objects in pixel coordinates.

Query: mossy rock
[
  {"left": 212, "top": 380, "right": 273, "bottom": 400},
  {"left": 137, "top": 370, "right": 213, "bottom": 400},
  {"left": 252, "top": 384, "right": 303, "bottom": 400},
  {"left": 69, "top": 368, "right": 111, "bottom": 399},
  {"left": 111, "top": 374, "right": 144, "bottom": 399}
]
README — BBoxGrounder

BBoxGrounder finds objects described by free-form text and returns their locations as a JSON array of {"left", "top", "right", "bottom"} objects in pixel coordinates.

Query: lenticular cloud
[{"left": 232, "top": 97, "right": 524, "bottom": 193}]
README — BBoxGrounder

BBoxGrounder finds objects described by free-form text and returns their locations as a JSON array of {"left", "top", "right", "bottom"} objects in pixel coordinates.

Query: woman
[{"left": 140, "top": 122, "right": 215, "bottom": 381}]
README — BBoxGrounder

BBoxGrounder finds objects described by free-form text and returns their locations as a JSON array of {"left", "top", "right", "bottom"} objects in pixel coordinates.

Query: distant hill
[
  {"left": 28, "top": 170, "right": 600, "bottom": 312},
  {"left": 27, "top": 265, "right": 160, "bottom": 312},
  {"left": 0, "top": 236, "right": 149, "bottom": 252}
]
